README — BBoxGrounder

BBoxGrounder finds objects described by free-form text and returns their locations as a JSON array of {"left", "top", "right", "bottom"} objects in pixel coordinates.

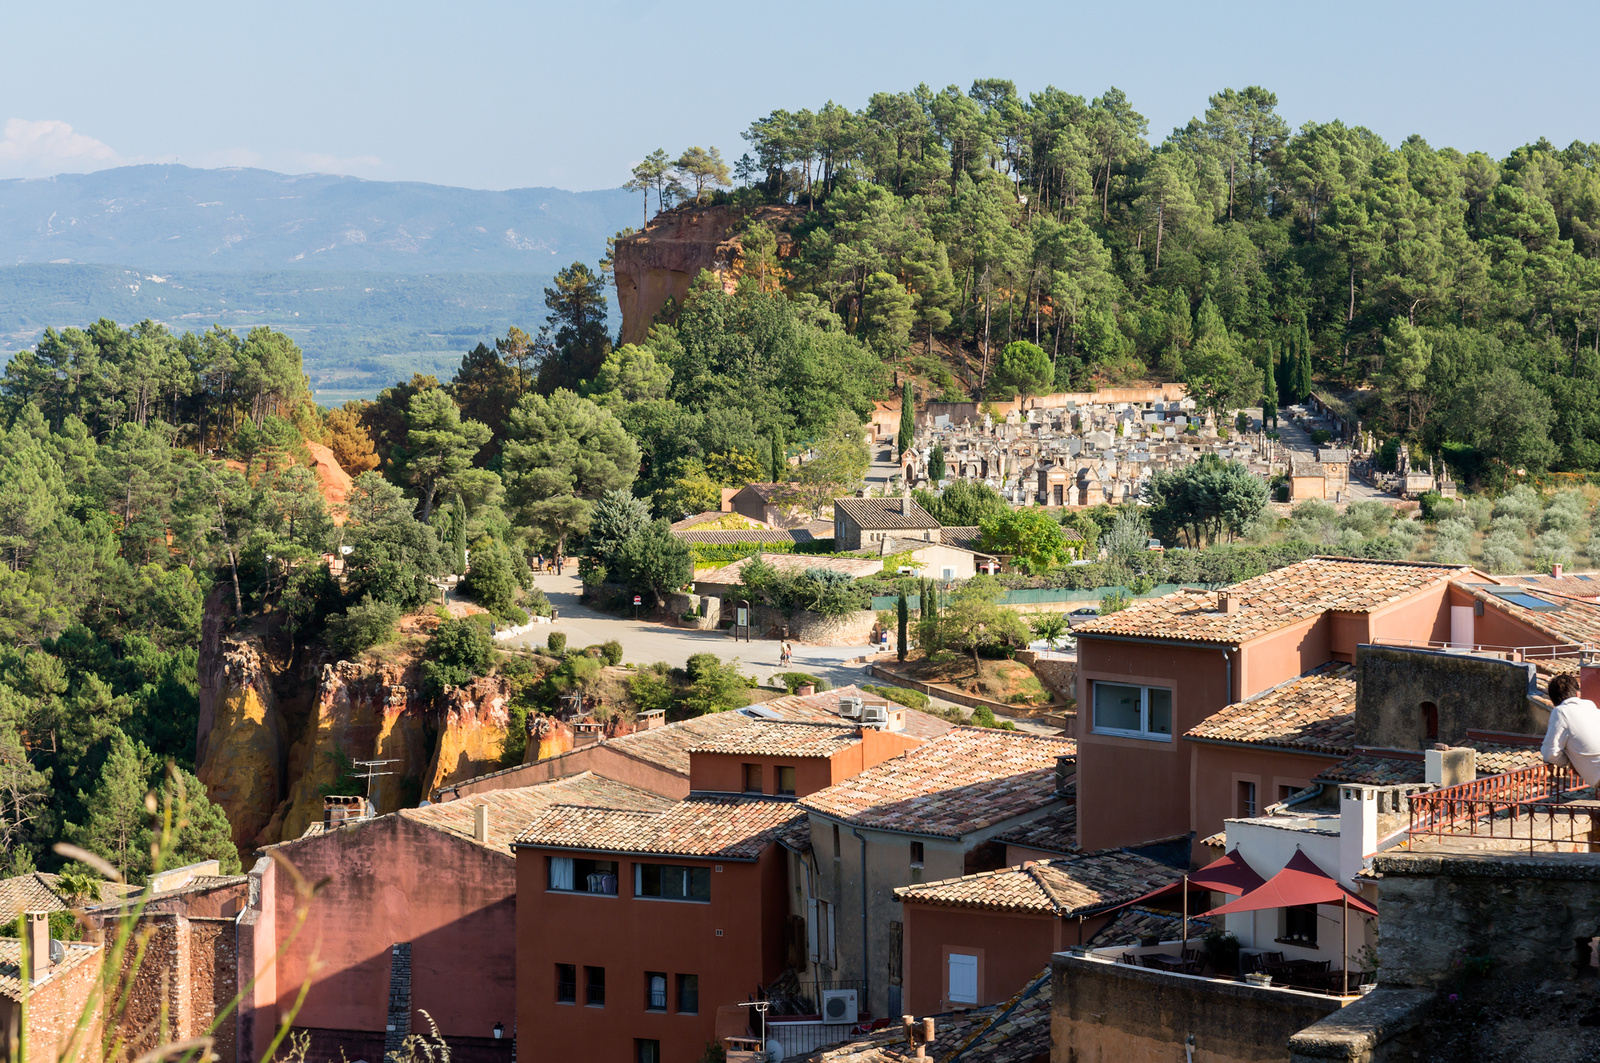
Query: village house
[
  {"left": 512, "top": 796, "right": 800, "bottom": 1063},
  {"left": 686, "top": 718, "right": 924, "bottom": 800},
  {"left": 796, "top": 727, "right": 1076, "bottom": 1019},
  {"left": 832, "top": 497, "right": 941, "bottom": 552},
  {"left": 892, "top": 848, "right": 1178, "bottom": 1016}
]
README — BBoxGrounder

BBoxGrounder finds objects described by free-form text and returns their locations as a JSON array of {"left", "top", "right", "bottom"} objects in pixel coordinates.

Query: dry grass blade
[{"left": 51, "top": 842, "right": 126, "bottom": 883}]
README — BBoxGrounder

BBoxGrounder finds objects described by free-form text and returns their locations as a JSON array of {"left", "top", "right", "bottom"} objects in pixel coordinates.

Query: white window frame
[{"left": 1090, "top": 681, "right": 1174, "bottom": 742}]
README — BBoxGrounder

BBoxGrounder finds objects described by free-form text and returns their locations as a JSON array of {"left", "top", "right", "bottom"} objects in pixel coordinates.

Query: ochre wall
[
  {"left": 516, "top": 845, "right": 785, "bottom": 1063},
  {"left": 1188, "top": 742, "right": 1338, "bottom": 840},
  {"left": 5, "top": 950, "right": 103, "bottom": 1063},
  {"left": 272, "top": 817, "right": 516, "bottom": 1043},
  {"left": 689, "top": 751, "right": 838, "bottom": 798},
  {"left": 902, "top": 904, "right": 1104, "bottom": 1016},
  {"left": 1075, "top": 640, "right": 1229, "bottom": 850},
  {"left": 446, "top": 744, "right": 688, "bottom": 801}
]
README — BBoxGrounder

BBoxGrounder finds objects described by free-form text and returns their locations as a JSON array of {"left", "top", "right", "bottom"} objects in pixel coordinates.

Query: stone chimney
[
  {"left": 1218, "top": 591, "right": 1242, "bottom": 615},
  {"left": 1425, "top": 746, "right": 1475, "bottom": 789},
  {"left": 25, "top": 910, "right": 50, "bottom": 981},
  {"left": 1054, "top": 755, "right": 1076, "bottom": 796},
  {"left": 473, "top": 803, "right": 489, "bottom": 845}
]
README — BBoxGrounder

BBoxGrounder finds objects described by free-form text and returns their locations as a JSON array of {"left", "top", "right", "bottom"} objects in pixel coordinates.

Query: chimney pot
[
  {"left": 1218, "top": 591, "right": 1242, "bottom": 615},
  {"left": 1554, "top": 562, "right": 1564, "bottom": 579},
  {"left": 473, "top": 803, "right": 489, "bottom": 845},
  {"left": 25, "top": 910, "right": 50, "bottom": 980}
]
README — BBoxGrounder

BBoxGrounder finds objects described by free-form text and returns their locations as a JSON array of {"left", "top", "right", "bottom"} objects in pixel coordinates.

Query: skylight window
[{"left": 1489, "top": 589, "right": 1560, "bottom": 610}]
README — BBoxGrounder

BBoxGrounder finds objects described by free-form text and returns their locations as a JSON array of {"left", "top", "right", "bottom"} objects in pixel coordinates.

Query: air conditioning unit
[
  {"left": 838, "top": 696, "right": 863, "bottom": 720},
  {"left": 861, "top": 704, "right": 889, "bottom": 729},
  {"left": 821, "top": 988, "right": 858, "bottom": 1024}
]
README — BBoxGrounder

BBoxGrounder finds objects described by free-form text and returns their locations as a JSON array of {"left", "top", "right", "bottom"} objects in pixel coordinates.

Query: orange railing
[{"left": 1408, "top": 762, "right": 1589, "bottom": 840}]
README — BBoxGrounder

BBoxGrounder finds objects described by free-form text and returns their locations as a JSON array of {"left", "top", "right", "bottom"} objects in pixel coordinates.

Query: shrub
[
  {"left": 682, "top": 653, "right": 750, "bottom": 715},
  {"left": 969, "top": 705, "right": 1016, "bottom": 730},
  {"left": 325, "top": 596, "right": 401, "bottom": 657},
  {"left": 1492, "top": 485, "right": 1542, "bottom": 531},
  {"left": 599, "top": 639, "right": 624, "bottom": 666},
  {"left": 862, "top": 684, "right": 929, "bottom": 711},
  {"left": 774, "top": 671, "right": 830, "bottom": 694},
  {"left": 547, "top": 632, "right": 567, "bottom": 655},
  {"left": 1531, "top": 529, "right": 1574, "bottom": 572},
  {"left": 549, "top": 654, "right": 603, "bottom": 693},
  {"left": 1480, "top": 542, "right": 1522, "bottom": 574},
  {"left": 628, "top": 670, "right": 673, "bottom": 714},
  {"left": 524, "top": 586, "right": 553, "bottom": 618},
  {"left": 421, "top": 617, "right": 494, "bottom": 697},
  {"left": 1430, "top": 538, "right": 1469, "bottom": 565},
  {"left": 1542, "top": 491, "right": 1590, "bottom": 534},
  {"left": 459, "top": 535, "right": 520, "bottom": 620}
]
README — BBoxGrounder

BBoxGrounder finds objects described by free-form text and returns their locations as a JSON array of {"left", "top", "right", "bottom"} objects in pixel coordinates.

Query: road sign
[{"left": 633, "top": 595, "right": 642, "bottom": 606}]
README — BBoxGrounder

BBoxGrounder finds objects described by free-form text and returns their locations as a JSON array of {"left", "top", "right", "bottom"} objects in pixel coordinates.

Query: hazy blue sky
[{"left": 3, "top": 0, "right": 1595, "bottom": 190}]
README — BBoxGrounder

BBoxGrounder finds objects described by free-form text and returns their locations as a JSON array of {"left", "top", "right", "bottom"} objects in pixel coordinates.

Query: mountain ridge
[{"left": 0, "top": 164, "right": 638, "bottom": 272}]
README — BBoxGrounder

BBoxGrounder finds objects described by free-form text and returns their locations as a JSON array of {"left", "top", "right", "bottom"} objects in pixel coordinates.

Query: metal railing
[
  {"left": 1367, "top": 636, "right": 1589, "bottom": 663},
  {"left": 1408, "top": 763, "right": 1592, "bottom": 844}
]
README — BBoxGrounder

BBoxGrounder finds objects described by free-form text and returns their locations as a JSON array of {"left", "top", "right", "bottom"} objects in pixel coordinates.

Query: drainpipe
[{"left": 851, "top": 827, "right": 870, "bottom": 1003}]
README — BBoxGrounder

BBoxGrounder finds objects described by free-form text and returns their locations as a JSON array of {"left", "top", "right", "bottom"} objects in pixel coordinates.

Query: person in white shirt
[{"left": 1541, "top": 673, "right": 1600, "bottom": 786}]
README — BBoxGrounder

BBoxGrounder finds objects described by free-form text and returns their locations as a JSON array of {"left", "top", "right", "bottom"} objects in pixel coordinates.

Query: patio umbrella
[
  {"left": 1199, "top": 849, "right": 1376, "bottom": 995},
  {"left": 1111, "top": 849, "right": 1268, "bottom": 958}
]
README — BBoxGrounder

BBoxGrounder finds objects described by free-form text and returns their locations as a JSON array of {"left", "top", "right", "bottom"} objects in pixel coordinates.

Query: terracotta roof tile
[
  {"left": 696, "top": 553, "right": 883, "bottom": 586},
  {"left": 670, "top": 511, "right": 773, "bottom": 531},
  {"left": 1315, "top": 740, "right": 1544, "bottom": 786},
  {"left": 688, "top": 720, "right": 862, "bottom": 758},
  {"left": 894, "top": 849, "right": 1179, "bottom": 916},
  {"left": 800, "top": 728, "right": 1075, "bottom": 839},
  {"left": 514, "top": 796, "right": 803, "bottom": 859},
  {"left": 833, "top": 497, "right": 940, "bottom": 531},
  {"left": 1491, "top": 572, "right": 1600, "bottom": 600},
  {"left": 1075, "top": 557, "right": 1470, "bottom": 644},
  {"left": 674, "top": 529, "right": 817, "bottom": 545},
  {"left": 0, "top": 939, "right": 99, "bottom": 1001},
  {"left": 0, "top": 874, "right": 67, "bottom": 924},
  {"left": 391, "top": 773, "right": 671, "bottom": 854},
  {"left": 1455, "top": 581, "right": 1600, "bottom": 649},
  {"left": 1185, "top": 663, "right": 1356, "bottom": 755},
  {"left": 994, "top": 801, "right": 1079, "bottom": 856},
  {"left": 1088, "top": 905, "right": 1214, "bottom": 949}
]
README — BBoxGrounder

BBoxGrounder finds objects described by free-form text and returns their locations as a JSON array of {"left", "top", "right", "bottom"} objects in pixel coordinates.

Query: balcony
[{"left": 1405, "top": 762, "right": 1600, "bottom": 854}]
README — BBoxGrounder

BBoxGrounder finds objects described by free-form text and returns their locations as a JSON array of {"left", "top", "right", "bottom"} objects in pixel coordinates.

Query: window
[
  {"left": 636, "top": 863, "right": 712, "bottom": 902},
  {"left": 832, "top": 823, "right": 841, "bottom": 861},
  {"left": 635, "top": 1040, "right": 660, "bottom": 1063},
  {"left": 775, "top": 765, "right": 796, "bottom": 796},
  {"left": 909, "top": 841, "right": 924, "bottom": 868},
  {"left": 555, "top": 963, "right": 576, "bottom": 1004},
  {"left": 947, "top": 953, "right": 978, "bottom": 1005},
  {"left": 1279, "top": 784, "right": 1299, "bottom": 803},
  {"left": 941, "top": 567, "right": 955, "bottom": 580},
  {"left": 1091, "top": 682, "right": 1173, "bottom": 741},
  {"left": 1237, "top": 780, "right": 1258, "bottom": 818},
  {"left": 676, "top": 974, "right": 699, "bottom": 1014},
  {"left": 743, "top": 763, "right": 763, "bottom": 794},
  {"left": 1419, "top": 701, "right": 1439, "bottom": 742},
  {"left": 645, "top": 972, "right": 668, "bottom": 1011},
  {"left": 549, "top": 856, "right": 618, "bottom": 895},
  {"left": 1281, "top": 905, "right": 1318, "bottom": 946},
  {"left": 808, "top": 898, "right": 837, "bottom": 968},
  {"left": 585, "top": 965, "right": 606, "bottom": 1006}
]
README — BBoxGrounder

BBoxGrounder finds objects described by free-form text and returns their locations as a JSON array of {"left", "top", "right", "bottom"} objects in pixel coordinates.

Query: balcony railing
[
  {"left": 1408, "top": 762, "right": 1593, "bottom": 847},
  {"left": 1366, "top": 636, "right": 1590, "bottom": 663}
]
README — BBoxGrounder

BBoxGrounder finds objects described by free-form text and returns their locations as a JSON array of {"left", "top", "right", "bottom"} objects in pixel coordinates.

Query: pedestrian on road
[
  {"left": 556, "top": 553, "right": 565, "bottom": 576},
  {"left": 780, "top": 641, "right": 793, "bottom": 667}
]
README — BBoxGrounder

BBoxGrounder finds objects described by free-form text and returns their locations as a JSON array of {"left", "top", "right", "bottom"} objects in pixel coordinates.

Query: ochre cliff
[
  {"left": 195, "top": 609, "right": 288, "bottom": 855},
  {"left": 612, "top": 203, "right": 805, "bottom": 344},
  {"left": 425, "top": 676, "right": 513, "bottom": 794}
]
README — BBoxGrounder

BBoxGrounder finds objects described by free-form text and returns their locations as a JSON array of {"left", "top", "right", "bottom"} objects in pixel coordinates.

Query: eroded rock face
[
  {"left": 426, "top": 676, "right": 513, "bottom": 795},
  {"left": 612, "top": 203, "right": 805, "bottom": 344},
  {"left": 195, "top": 620, "right": 287, "bottom": 854}
]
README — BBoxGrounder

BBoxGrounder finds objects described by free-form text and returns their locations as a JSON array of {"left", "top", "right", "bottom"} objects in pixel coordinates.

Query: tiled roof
[
  {"left": 895, "top": 849, "right": 1179, "bottom": 917},
  {"left": 800, "top": 728, "right": 1075, "bottom": 839},
  {"left": 0, "top": 939, "right": 100, "bottom": 1001},
  {"left": 688, "top": 720, "right": 862, "bottom": 758},
  {"left": 514, "top": 796, "right": 803, "bottom": 859},
  {"left": 1455, "top": 582, "right": 1600, "bottom": 648},
  {"left": 1074, "top": 557, "right": 1470, "bottom": 644},
  {"left": 752, "top": 685, "right": 956, "bottom": 740},
  {"left": 1491, "top": 572, "right": 1600, "bottom": 600},
  {"left": 777, "top": 818, "right": 812, "bottom": 854},
  {"left": 833, "top": 497, "right": 940, "bottom": 531},
  {"left": 800, "top": 968, "right": 1051, "bottom": 1063},
  {"left": 940, "top": 526, "right": 982, "bottom": 550},
  {"left": 1184, "top": 663, "right": 1356, "bottom": 756},
  {"left": 883, "top": 535, "right": 995, "bottom": 558},
  {"left": 736, "top": 483, "right": 790, "bottom": 502},
  {"left": 670, "top": 511, "right": 773, "bottom": 531},
  {"left": 994, "top": 801, "right": 1078, "bottom": 856},
  {"left": 695, "top": 553, "right": 884, "bottom": 586},
  {"left": 1088, "top": 905, "right": 1214, "bottom": 949},
  {"left": 674, "top": 529, "right": 817, "bottom": 545},
  {"left": 0, "top": 874, "right": 68, "bottom": 923},
  {"left": 401, "top": 772, "right": 671, "bottom": 854},
  {"left": 1315, "top": 739, "right": 1544, "bottom": 786}
]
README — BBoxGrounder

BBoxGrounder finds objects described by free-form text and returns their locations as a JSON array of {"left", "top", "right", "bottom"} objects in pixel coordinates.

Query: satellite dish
[
  {"left": 764, "top": 1039, "right": 784, "bottom": 1063},
  {"left": 48, "top": 939, "right": 64, "bottom": 964}
]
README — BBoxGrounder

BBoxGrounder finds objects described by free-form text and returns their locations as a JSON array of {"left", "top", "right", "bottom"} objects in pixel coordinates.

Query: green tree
[
  {"left": 978, "top": 510, "right": 1071, "bottom": 574},
  {"left": 929, "top": 575, "right": 1028, "bottom": 673},
  {"left": 67, "top": 733, "right": 150, "bottom": 880},
  {"left": 896, "top": 593, "right": 908, "bottom": 662},
  {"left": 770, "top": 424, "right": 787, "bottom": 483},
  {"left": 675, "top": 146, "right": 732, "bottom": 203},
  {"left": 537, "top": 264, "right": 612, "bottom": 393},
  {"left": 503, "top": 389, "right": 640, "bottom": 509},
  {"left": 861, "top": 272, "right": 915, "bottom": 354},
  {"left": 1143, "top": 455, "right": 1269, "bottom": 547},
  {"left": 459, "top": 536, "right": 521, "bottom": 620},
  {"left": 916, "top": 480, "right": 1006, "bottom": 526},
  {"left": 1262, "top": 345, "right": 1279, "bottom": 427},
  {"left": 404, "top": 388, "right": 492, "bottom": 521},
  {"left": 897, "top": 380, "right": 915, "bottom": 459},
  {"left": 612, "top": 520, "right": 693, "bottom": 605},
  {"left": 927, "top": 445, "right": 946, "bottom": 484},
  {"left": 992, "top": 341, "right": 1053, "bottom": 401},
  {"left": 422, "top": 617, "right": 494, "bottom": 697},
  {"left": 787, "top": 412, "right": 870, "bottom": 517}
]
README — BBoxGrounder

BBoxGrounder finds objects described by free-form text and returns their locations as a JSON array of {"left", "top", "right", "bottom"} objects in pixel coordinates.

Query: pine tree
[
  {"left": 1262, "top": 345, "right": 1279, "bottom": 428},
  {"left": 898, "top": 380, "right": 915, "bottom": 459},
  {"left": 896, "top": 593, "right": 908, "bottom": 662},
  {"left": 69, "top": 734, "right": 151, "bottom": 881}
]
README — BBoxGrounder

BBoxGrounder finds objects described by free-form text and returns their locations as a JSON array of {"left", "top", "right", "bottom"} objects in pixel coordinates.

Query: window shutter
[
  {"left": 947, "top": 953, "right": 978, "bottom": 1004},
  {"left": 807, "top": 898, "right": 819, "bottom": 963}
]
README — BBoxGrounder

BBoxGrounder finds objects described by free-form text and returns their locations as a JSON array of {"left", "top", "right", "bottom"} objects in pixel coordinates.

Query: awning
[
  {"left": 1113, "top": 848, "right": 1267, "bottom": 912},
  {"left": 1199, "top": 850, "right": 1377, "bottom": 917}
]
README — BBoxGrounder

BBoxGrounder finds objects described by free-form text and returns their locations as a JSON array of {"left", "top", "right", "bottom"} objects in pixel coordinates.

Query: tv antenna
[{"left": 353, "top": 758, "right": 399, "bottom": 812}]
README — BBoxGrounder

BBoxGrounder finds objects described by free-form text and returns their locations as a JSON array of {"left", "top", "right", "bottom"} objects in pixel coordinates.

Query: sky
[{"left": 3, "top": 0, "right": 1597, "bottom": 191}]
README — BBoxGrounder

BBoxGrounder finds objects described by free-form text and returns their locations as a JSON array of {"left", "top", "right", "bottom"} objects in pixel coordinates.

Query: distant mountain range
[
  {"left": 0, "top": 164, "right": 637, "bottom": 272},
  {"left": 0, "top": 165, "right": 641, "bottom": 400}
]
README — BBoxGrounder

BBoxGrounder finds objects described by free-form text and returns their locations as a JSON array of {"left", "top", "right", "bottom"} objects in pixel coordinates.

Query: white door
[
  {"left": 947, "top": 953, "right": 978, "bottom": 1004},
  {"left": 1450, "top": 605, "right": 1474, "bottom": 649}
]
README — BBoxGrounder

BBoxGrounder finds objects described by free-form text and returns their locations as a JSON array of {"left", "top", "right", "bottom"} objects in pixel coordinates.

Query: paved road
[
  {"left": 505, "top": 573, "right": 1064, "bottom": 733},
  {"left": 1262, "top": 405, "right": 1398, "bottom": 505}
]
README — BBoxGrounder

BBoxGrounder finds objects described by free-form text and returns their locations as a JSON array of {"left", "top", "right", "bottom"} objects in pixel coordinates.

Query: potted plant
[{"left": 1202, "top": 929, "right": 1241, "bottom": 977}]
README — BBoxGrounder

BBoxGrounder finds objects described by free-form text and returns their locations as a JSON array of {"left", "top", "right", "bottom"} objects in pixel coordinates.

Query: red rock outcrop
[{"left": 612, "top": 203, "right": 806, "bottom": 344}]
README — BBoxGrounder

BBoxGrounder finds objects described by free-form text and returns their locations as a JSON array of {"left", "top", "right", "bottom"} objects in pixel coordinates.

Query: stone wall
[
  {"left": 748, "top": 604, "right": 878, "bottom": 646},
  {"left": 1354, "top": 645, "right": 1538, "bottom": 749},
  {"left": 1051, "top": 954, "right": 1341, "bottom": 1063},
  {"left": 1014, "top": 651, "right": 1077, "bottom": 703}
]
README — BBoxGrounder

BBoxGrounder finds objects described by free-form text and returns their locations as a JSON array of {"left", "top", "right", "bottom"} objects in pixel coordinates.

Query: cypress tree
[
  {"left": 770, "top": 425, "right": 786, "bottom": 483},
  {"left": 898, "top": 380, "right": 915, "bottom": 458},
  {"left": 1298, "top": 330, "right": 1314, "bottom": 401},
  {"left": 1262, "top": 345, "right": 1279, "bottom": 428},
  {"left": 919, "top": 578, "right": 930, "bottom": 620},
  {"left": 896, "top": 592, "right": 908, "bottom": 662},
  {"left": 450, "top": 495, "right": 468, "bottom": 574},
  {"left": 928, "top": 444, "right": 946, "bottom": 484}
]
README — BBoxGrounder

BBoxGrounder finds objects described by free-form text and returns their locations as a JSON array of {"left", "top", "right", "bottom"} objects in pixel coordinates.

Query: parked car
[{"left": 1067, "top": 605, "right": 1101, "bottom": 629}]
